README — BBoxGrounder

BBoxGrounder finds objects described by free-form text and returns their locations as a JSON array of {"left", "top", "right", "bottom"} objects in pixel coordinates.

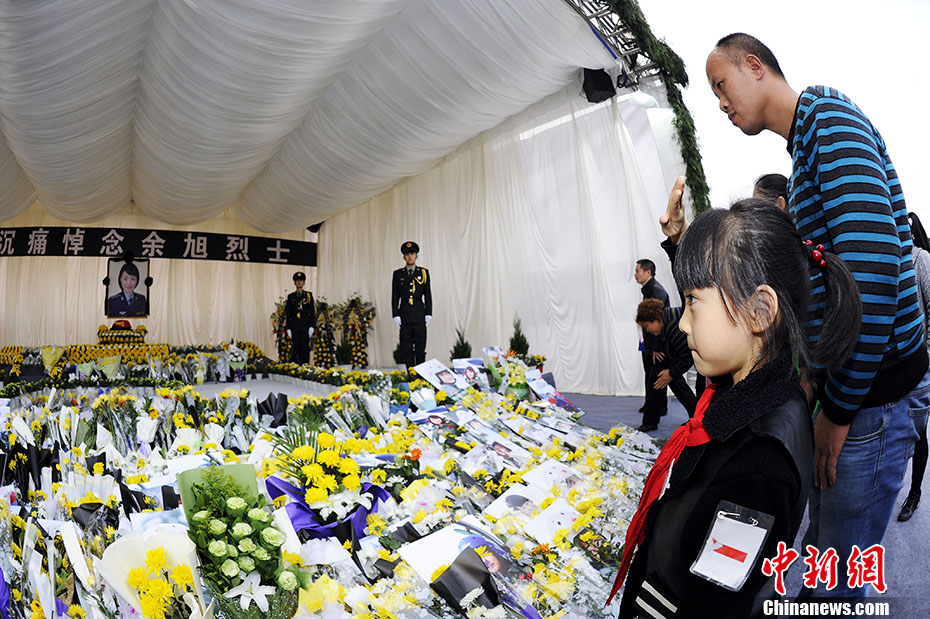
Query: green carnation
[
  {"left": 226, "top": 543, "right": 239, "bottom": 558},
  {"left": 192, "top": 510, "right": 210, "bottom": 524},
  {"left": 238, "top": 537, "right": 257, "bottom": 554},
  {"left": 277, "top": 570, "right": 298, "bottom": 591},
  {"left": 220, "top": 559, "right": 240, "bottom": 578},
  {"left": 251, "top": 546, "right": 271, "bottom": 561},
  {"left": 208, "top": 519, "right": 227, "bottom": 536},
  {"left": 237, "top": 556, "right": 255, "bottom": 572},
  {"left": 207, "top": 540, "right": 227, "bottom": 559},
  {"left": 261, "top": 526, "right": 286, "bottom": 548},
  {"left": 226, "top": 496, "right": 248, "bottom": 517},
  {"left": 231, "top": 522, "right": 253, "bottom": 540},
  {"left": 247, "top": 508, "right": 271, "bottom": 523}
]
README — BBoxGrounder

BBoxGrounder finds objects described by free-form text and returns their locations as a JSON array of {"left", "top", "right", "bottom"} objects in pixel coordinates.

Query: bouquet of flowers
[
  {"left": 226, "top": 345, "right": 248, "bottom": 382},
  {"left": 179, "top": 465, "right": 303, "bottom": 619},
  {"left": 271, "top": 424, "right": 377, "bottom": 524},
  {"left": 98, "top": 526, "right": 207, "bottom": 619},
  {"left": 91, "top": 389, "right": 141, "bottom": 454}
]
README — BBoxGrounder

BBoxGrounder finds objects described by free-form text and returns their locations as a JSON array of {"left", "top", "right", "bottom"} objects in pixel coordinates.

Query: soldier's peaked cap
[{"left": 401, "top": 241, "right": 419, "bottom": 254}]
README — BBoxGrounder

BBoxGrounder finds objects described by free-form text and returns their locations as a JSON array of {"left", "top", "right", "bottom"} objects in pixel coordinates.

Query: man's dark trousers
[
  {"left": 642, "top": 361, "right": 696, "bottom": 427},
  {"left": 292, "top": 328, "right": 310, "bottom": 365},
  {"left": 400, "top": 322, "right": 427, "bottom": 367}
]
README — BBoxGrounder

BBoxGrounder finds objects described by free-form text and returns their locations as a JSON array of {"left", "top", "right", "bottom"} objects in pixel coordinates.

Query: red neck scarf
[{"left": 606, "top": 384, "right": 717, "bottom": 606}]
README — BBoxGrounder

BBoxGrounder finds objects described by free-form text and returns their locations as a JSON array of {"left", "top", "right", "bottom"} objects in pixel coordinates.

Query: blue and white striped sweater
[{"left": 788, "top": 85, "right": 925, "bottom": 422}]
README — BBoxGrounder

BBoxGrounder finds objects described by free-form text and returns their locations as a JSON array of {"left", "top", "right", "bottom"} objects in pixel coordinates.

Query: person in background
[
  {"left": 635, "top": 298, "right": 696, "bottom": 432},
  {"left": 285, "top": 271, "right": 315, "bottom": 365},
  {"left": 392, "top": 241, "right": 432, "bottom": 368},
  {"left": 635, "top": 259, "right": 671, "bottom": 418},
  {"left": 899, "top": 211, "right": 930, "bottom": 521},
  {"left": 752, "top": 173, "right": 788, "bottom": 212},
  {"left": 107, "top": 261, "right": 147, "bottom": 317}
]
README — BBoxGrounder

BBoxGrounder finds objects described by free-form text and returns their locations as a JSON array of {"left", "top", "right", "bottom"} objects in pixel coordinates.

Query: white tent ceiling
[{"left": 0, "top": 0, "right": 617, "bottom": 232}]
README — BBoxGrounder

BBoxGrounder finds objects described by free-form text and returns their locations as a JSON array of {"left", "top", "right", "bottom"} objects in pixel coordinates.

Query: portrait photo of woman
[{"left": 106, "top": 259, "right": 149, "bottom": 318}]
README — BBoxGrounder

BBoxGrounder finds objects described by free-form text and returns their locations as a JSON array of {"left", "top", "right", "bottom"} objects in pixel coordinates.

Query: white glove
[
  {"left": 393, "top": 316, "right": 402, "bottom": 328},
  {"left": 425, "top": 315, "right": 432, "bottom": 326},
  {"left": 308, "top": 327, "right": 314, "bottom": 338},
  {"left": 286, "top": 329, "right": 292, "bottom": 338}
]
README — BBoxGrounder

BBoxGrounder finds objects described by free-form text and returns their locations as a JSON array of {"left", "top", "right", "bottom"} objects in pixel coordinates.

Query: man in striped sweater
[
  {"left": 704, "top": 33, "right": 928, "bottom": 599},
  {"left": 635, "top": 298, "right": 697, "bottom": 432}
]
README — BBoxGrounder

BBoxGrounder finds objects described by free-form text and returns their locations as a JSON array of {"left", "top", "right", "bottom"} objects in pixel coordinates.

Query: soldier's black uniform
[
  {"left": 392, "top": 244, "right": 432, "bottom": 367},
  {"left": 285, "top": 272, "right": 316, "bottom": 365}
]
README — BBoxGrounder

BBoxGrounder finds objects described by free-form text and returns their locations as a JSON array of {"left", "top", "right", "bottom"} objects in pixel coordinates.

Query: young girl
[{"left": 607, "top": 199, "right": 861, "bottom": 618}]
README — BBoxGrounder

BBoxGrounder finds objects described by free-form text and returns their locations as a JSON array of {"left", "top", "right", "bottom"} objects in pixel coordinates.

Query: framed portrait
[{"left": 105, "top": 258, "right": 150, "bottom": 318}]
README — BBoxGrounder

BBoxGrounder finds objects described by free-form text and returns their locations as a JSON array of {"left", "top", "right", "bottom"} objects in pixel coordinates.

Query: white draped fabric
[
  {"left": 0, "top": 82, "right": 683, "bottom": 395},
  {"left": 0, "top": 203, "right": 308, "bottom": 356},
  {"left": 0, "top": 0, "right": 616, "bottom": 231},
  {"left": 318, "top": 82, "right": 684, "bottom": 395}
]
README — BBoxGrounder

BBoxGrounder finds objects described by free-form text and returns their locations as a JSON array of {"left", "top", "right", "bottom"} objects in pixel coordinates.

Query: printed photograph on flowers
[
  {"left": 408, "top": 407, "right": 461, "bottom": 444},
  {"left": 483, "top": 483, "right": 547, "bottom": 519},
  {"left": 525, "top": 368, "right": 557, "bottom": 400},
  {"left": 105, "top": 258, "right": 150, "bottom": 318},
  {"left": 398, "top": 517, "right": 536, "bottom": 612},
  {"left": 501, "top": 414, "right": 562, "bottom": 447},
  {"left": 524, "top": 498, "right": 580, "bottom": 545},
  {"left": 522, "top": 460, "right": 583, "bottom": 493},
  {"left": 414, "top": 359, "right": 469, "bottom": 397},
  {"left": 453, "top": 358, "right": 491, "bottom": 391}
]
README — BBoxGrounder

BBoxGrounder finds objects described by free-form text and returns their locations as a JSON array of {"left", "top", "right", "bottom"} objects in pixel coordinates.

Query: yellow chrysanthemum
[
  {"left": 317, "top": 432, "right": 335, "bottom": 449},
  {"left": 170, "top": 564, "right": 193, "bottom": 589},
  {"left": 138, "top": 592, "right": 167, "bottom": 619},
  {"left": 338, "top": 458, "right": 360, "bottom": 476},
  {"left": 283, "top": 550, "right": 303, "bottom": 567},
  {"left": 127, "top": 567, "right": 149, "bottom": 590},
  {"left": 292, "top": 445, "right": 315, "bottom": 461},
  {"left": 305, "top": 487, "right": 328, "bottom": 504},
  {"left": 430, "top": 563, "right": 450, "bottom": 582},
  {"left": 315, "top": 474, "right": 338, "bottom": 492},
  {"left": 342, "top": 473, "right": 361, "bottom": 491},
  {"left": 145, "top": 577, "right": 174, "bottom": 603},
  {"left": 301, "top": 463, "right": 325, "bottom": 482},
  {"left": 144, "top": 548, "right": 168, "bottom": 575},
  {"left": 316, "top": 450, "right": 340, "bottom": 467},
  {"left": 370, "top": 469, "right": 387, "bottom": 484}
]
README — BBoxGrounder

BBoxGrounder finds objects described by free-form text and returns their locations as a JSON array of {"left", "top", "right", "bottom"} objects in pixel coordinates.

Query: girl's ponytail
[{"left": 807, "top": 246, "right": 861, "bottom": 370}]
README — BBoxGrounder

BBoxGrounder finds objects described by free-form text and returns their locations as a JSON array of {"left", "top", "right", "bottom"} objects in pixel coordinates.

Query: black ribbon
[{"left": 431, "top": 548, "right": 500, "bottom": 615}]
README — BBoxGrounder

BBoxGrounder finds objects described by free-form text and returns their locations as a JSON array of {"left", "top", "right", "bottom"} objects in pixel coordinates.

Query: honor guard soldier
[
  {"left": 285, "top": 271, "right": 316, "bottom": 365},
  {"left": 392, "top": 241, "right": 432, "bottom": 367}
]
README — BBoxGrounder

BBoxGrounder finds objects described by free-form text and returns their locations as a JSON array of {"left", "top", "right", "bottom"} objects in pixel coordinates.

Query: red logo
[{"left": 711, "top": 538, "right": 748, "bottom": 563}]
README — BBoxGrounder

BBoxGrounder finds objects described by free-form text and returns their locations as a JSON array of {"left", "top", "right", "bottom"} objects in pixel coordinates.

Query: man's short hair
[
  {"left": 636, "top": 259, "right": 656, "bottom": 276},
  {"left": 636, "top": 298, "right": 665, "bottom": 324},
  {"left": 715, "top": 33, "right": 785, "bottom": 79}
]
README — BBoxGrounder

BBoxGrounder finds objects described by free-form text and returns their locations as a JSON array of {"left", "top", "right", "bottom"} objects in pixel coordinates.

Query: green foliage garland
[{"left": 606, "top": 0, "right": 711, "bottom": 213}]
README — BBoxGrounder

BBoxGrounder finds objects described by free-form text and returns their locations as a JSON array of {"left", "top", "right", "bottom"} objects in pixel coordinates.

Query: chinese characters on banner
[
  {"left": 762, "top": 542, "right": 886, "bottom": 595},
  {"left": 0, "top": 226, "right": 316, "bottom": 266}
]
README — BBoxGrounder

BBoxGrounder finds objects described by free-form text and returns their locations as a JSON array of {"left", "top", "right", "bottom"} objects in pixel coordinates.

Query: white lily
[{"left": 224, "top": 571, "right": 276, "bottom": 612}]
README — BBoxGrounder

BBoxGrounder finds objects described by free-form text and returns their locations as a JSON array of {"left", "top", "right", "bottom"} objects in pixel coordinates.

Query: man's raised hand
[{"left": 660, "top": 176, "right": 688, "bottom": 244}]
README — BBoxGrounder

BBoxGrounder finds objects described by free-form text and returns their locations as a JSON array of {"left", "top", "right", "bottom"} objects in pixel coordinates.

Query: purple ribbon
[{"left": 265, "top": 476, "right": 390, "bottom": 541}]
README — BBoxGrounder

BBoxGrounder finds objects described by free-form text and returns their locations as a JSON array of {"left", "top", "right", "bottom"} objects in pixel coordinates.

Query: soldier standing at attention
[
  {"left": 392, "top": 241, "right": 432, "bottom": 368},
  {"left": 285, "top": 271, "right": 315, "bottom": 365}
]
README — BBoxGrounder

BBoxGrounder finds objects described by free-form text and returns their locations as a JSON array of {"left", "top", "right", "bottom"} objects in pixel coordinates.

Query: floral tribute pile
[
  {"left": 1, "top": 341, "right": 272, "bottom": 391},
  {"left": 0, "top": 350, "right": 658, "bottom": 619}
]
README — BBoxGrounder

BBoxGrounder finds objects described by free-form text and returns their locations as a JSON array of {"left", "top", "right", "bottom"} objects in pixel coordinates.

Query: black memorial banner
[{"left": 0, "top": 226, "right": 316, "bottom": 266}]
